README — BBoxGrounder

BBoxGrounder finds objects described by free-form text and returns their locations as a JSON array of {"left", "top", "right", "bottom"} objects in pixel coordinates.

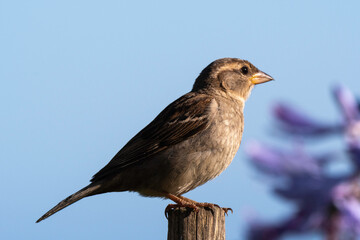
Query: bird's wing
[{"left": 91, "top": 93, "right": 217, "bottom": 182}]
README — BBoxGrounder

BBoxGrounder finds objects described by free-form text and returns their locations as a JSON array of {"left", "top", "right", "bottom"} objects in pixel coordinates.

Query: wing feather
[{"left": 91, "top": 93, "right": 216, "bottom": 182}]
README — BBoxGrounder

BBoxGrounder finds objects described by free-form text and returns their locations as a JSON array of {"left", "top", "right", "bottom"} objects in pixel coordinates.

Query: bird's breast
[{"left": 164, "top": 100, "right": 244, "bottom": 195}]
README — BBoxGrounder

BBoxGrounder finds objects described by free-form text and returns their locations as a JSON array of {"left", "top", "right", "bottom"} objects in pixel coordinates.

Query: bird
[{"left": 36, "top": 58, "right": 273, "bottom": 223}]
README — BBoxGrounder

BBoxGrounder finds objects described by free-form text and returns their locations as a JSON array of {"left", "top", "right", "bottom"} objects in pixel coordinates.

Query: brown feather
[{"left": 91, "top": 93, "right": 214, "bottom": 182}]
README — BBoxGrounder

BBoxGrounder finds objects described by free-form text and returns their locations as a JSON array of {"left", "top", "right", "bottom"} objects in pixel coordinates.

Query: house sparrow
[{"left": 36, "top": 58, "right": 273, "bottom": 223}]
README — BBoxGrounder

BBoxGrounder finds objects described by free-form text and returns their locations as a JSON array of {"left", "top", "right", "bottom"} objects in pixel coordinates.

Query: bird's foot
[
  {"left": 164, "top": 194, "right": 233, "bottom": 218},
  {"left": 179, "top": 196, "right": 233, "bottom": 215},
  {"left": 164, "top": 193, "right": 201, "bottom": 218},
  {"left": 165, "top": 203, "right": 200, "bottom": 218},
  {"left": 192, "top": 201, "right": 219, "bottom": 211},
  {"left": 188, "top": 202, "right": 233, "bottom": 215}
]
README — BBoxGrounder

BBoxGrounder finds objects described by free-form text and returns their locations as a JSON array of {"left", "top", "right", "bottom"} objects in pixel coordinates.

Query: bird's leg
[
  {"left": 178, "top": 195, "right": 233, "bottom": 215},
  {"left": 164, "top": 193, "right": 199, "bottom": 218}
]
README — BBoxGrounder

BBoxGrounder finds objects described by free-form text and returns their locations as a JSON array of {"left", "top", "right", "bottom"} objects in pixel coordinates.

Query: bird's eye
[{"left": 240, "top": 66, "right": 248, "bottom": 75}]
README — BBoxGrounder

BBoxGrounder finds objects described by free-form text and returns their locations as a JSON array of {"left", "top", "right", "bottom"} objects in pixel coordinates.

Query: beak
[{"left": 250, "top": 71, "right": 274, "bottom": 85}]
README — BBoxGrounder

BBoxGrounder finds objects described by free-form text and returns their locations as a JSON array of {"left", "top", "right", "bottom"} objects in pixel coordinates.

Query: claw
[
  {"left": 165, "top": 203, "right": 199, "bottom": 219},
  {"left": 165, "top": 204, "right": 176, "bottom": 218},
  {"left": 192, "top": 202, "right": 233, "bottom": 215},
  {"left": 222, "top": 207, "right": 233, "bottom": 215},
  {"left": 164, "top": 193, "right": 232, "bottom": 218}
]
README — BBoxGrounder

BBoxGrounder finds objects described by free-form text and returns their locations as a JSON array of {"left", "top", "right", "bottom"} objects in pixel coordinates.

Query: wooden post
[{"left": 167, "top": 207, "right": 226, "bottom": 240}]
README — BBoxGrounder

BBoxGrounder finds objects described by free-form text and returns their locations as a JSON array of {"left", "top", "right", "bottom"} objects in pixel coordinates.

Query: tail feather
[{"left": 36, "top": 183, "right": 102, "bottom": 223}]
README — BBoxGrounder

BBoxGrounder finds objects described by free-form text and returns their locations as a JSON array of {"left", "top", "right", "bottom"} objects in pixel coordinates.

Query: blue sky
[{"left": 1, "top": 1, "right": 360, "bottom": 239}]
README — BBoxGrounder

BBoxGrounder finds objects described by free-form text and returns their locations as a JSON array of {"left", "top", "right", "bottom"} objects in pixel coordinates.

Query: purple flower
[
  {"left": 246, "top": 85, "right": 360, "bottom": 239},
  {"left": 332, "top": 182, "right": 360, "bottom": 236},
  {"left": 246, "top": 141, "right": 329, "bottom": 176},
  {"left": 333, "top": 85, "right": 360, "bottom": 124},
  {"left": 347, "top": 139, "right": 360, "bottom": 171},
  {"left": 273, "top": 85, "right": 360, "bottom": 139},
  {"left": 333, "top": 85, "right": 360, "bottom": 140},
  {"left": 247, "top": 209, "right": 326, "bottom": 240},
  {"left": 246, "top": 141, "right": 359, "bottom": 240},
  {"left": 273, "top": 103, "right": 341, "bottom": 137}
]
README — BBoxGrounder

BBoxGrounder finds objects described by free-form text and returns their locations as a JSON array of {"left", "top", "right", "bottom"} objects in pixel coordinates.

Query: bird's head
[{"left": 192, "top": 58, "right": 273, "bottom": 101}]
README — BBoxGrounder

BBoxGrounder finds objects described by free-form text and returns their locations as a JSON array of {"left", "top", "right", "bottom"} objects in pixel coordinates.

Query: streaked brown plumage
[{"left": 36, "top": 58, "right": 273, "bottom": 223}]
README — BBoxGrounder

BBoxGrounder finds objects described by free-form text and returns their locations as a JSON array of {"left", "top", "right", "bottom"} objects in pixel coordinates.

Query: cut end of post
[{"left": 167, "top": 206, "right": 227, "bottom": 240}]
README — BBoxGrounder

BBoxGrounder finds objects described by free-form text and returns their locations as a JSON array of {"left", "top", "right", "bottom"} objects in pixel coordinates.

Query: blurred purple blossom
[
  {"left": 333, "top": 85, "right": 360, "bottom": 140},
  {"left": 246, "top": 141, "right": 349, "bottom": 240},
  {"left": 247, "top": 141, "right": 330, "bottom": 176},
  {"left": 273, "top": 85, "right": 360, "bottom": 139},
  {"left": 348, "top": 139, "right": 360, "bottom": 171},
  {"left": 332, "top": 182, "right": 360, "bottom": 236},
  {"left": 333, "top": 85, "right": 360, "bottom": 124},
  {"left": 273, "top": 103, "right": 342, "bottom": 137},
  {"left": 246, "top": 85, "right": 360, "bottom": 240}
]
